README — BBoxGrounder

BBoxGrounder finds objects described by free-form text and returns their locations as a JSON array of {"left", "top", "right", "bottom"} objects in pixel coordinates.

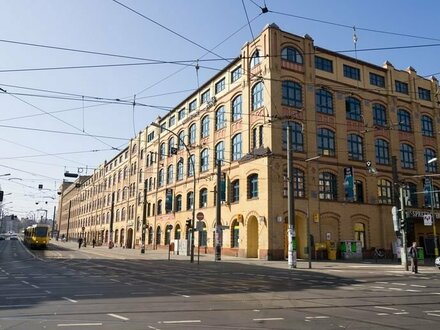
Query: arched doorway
[
  {"left": 148, "top": 226, "right": 153, "bottom": 245},
  {"left": 120, "top": 229, "right": 125, "bottom": 247},
  {"left": 126, "top": 228, "right": 133, "bottom": 248},
  {"left": 104, "top": 230, "right": 108, "bottom": 243},
  {"left": 156, "top": 226, "right": 162, "bottom": 246},
  {"left": 165, "top": 225, "right": 172, "bottom": 245},
  {"left": 114, "top": 229, "right": 119, "bottom": 244},
  {"left": 174, "top": 225, "right": 181, "bottom": 240},
  {"left": 247, "top": 216, "right": 258, "bottom": 258}
]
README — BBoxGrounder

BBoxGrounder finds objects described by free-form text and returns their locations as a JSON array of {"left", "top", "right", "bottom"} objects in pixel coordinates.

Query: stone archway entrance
[
  {"left": 247, "top": 216, "right": 258, "bottom": 258},
  {"left": 126, "top": 228, "right": 133, "bottom": 248}
]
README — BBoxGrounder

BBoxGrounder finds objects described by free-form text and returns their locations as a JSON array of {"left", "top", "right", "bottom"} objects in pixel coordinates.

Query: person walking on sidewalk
[
  {"left": 78, "top": 237, "right": 83, "bottom": 249},
  {"left": 409, "top": 241, "right": 418, "bottom": 274},
  {"left": 92, "top": 238, "right": 96, "bottom": 248}
]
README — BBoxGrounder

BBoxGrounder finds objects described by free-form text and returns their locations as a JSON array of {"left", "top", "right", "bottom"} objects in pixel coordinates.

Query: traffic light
[
  {"left": 0, "top": 190, "right": 3, "bottom": 202},
  {"left": 400, "top": 217, "right": 406, "bottom": 231},
  {"left": 220, "top": 173, "right": 226, "bottom": 202},
  {"left": 186, "top": 219, "right": 192, "bottom": 228}
]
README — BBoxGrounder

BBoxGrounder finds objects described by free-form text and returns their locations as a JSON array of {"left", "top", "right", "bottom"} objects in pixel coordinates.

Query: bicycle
[{"left": 373, "top": 247, "right": 385, "bottom": 262}]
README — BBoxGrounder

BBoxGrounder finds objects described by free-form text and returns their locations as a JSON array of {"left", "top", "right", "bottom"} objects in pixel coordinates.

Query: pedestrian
[
  {"left": 78, "top": 237, "right": 83, "bottom": 249},
  {"left": 409, "top": 241, "right": 418, "bottom": 274},
  {"left": 92, "top": 238, "right": 96, "bottom": 248}
]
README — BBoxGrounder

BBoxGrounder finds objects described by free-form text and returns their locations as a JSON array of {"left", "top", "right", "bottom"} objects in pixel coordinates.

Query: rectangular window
[
  {"left": 369, "top": 72, "right": 385, "bottom": 87},
  {"left": 178, "top": 108, "right": 186, "bottom": 120},
  {"left": 395, "top": 80, "right": 408, "bottom": 94},
  {"left": 418, "top": 87, "right": 431, "bottom": 101},
  {"left": 201, "top": 90, "right": 210, "bottom": 104},
  {"left": 189, "top": 99, "right": 197, "bottom": 112},
  {"left": 343, "top": 64, "right": 361, "bottom": 80},
  {"left": 147, "top": 132, "right": 155, "bottom": 142},
  {"left": 315, "top": 56, "right": 333, "bottom": 73},
  {"left": 168, "top": 116, "right": 175, "bottom": 127},
  {"left": 215, "top": 78, "right": 225, "bottom": 94},
  {"left": 231, "top": 66, "right": 242, "bottom": 82}
]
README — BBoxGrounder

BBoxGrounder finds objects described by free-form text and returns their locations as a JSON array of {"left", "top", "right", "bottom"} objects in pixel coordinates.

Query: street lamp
[
  {"left": 305, "top": 155, "right": 321, "bottom": 269},
  {"left": 150, "top": 122, "right": 197, "bottom": 263},
  {"left": 427, "top": 157, "right": 439, "bottom": 257},
  {"left": 0, "top": 173, "right": 11, "bottom": 177}
]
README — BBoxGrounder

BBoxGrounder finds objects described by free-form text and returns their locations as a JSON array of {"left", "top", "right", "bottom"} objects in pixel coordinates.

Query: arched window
[
  {"left": 199, "top": 188, "right": 208, "bottom": 208},
  {"left": 188, "top": 155, "right": 195, "bottom": 177},
  {"left": 421, "top": 115, "right": 434, "bottom": 137},
  {"left": 282, "top": 80, "right": 302, "bottom": 108},
  {"left": 398, "top": 109, "right": 412, "bottom": 132},
  {"left": 115, "top": 209, "right": 120, "bottom": 222},
  {"left": 174, "top": 224, "right": 181, "bottom": 240},
  {"left": 250, "top": 49, "right": 261, "bottom": 68},
  {"left": 232, "top": 133, "right": 242, "bottom": 161},
  {"left": 199, "top": 222, "right": 207, "bottom": 246},
  {"left": 281, "top": 46, "right": 303, "bottom": 64},
  {"left": 251, "top": 82, "right": 264, "bottom": 110},
  {"left": 347, "top": 134, "right": 364, "bottom": 161},
  {"left": 317, "top": 128, "right": 335, "bottom": 156},
  {"left": 177, "top": 159, "right": 184, "bottom": 181},
  {"left": 189, "top": 123, "right": 196, "bottom": 145},
  {"left": 375, "top": 139, "right": 390, "bottom": 165},
  {"left": 231, "top": 179, "right": 240, "bottom": 203},
  {"left": 293, "top": 168, "right": 305, "bottom": 198},
  {"left": 160, "top": 143, "right": 166, "bottom": 160},
  {"left": 178, "top": 131, "right": 185, "bottom": 150},
  {"left": 165, "top": 225, "right": 172, "bottom": 245},
  {"left": 425, "top": 148, "right": 437, "bottom": 173},
  {"left": 377, "top": 179, "right": 392, "bottom": 204},
  {"left": 148, "top": 226, "right": 153, "bottom": 244},
  {"left": 282, "top": 121, "right": 304, "bottom": 151},
  {"left": 156, "top": 226, "right": 161, "bottom": 245},
  {"left": 403, "top": 182, "right": 418, "bottom": 207},
  {"left": 167, "top": 165, "right": 174, "bottom": 184},
  {"left": 175, "top": 194, "right": 182, "bottom": 212},
  {"left": 167, "top": 137, "right": 175, "bottom": 155},
  {"left": 231, "top": 220, "right": 240, "bottom": 248},
  {"left": 157, "top": 200, "right": 162, "bottom": 215},
  {"left": 215, "top": 141, "right": 225, "bottom": 164},
  {"left": 158, "top": 169, "right": 164, "bottom": 187},
  {"left": 121, "top": 208, "right": 126, "bottom": 221},
  {"left": 400, "top": 143, "right": 415, "bottom": 169},
  {"left": 373, "top": 104, "right": 387, "bottom": 127},
  {"left": 232, "top": 95, "right": 242, "bottom": 122},
  {"left": 200, "top": 148, "right": 209, "bottom": 172},
  {"left": 319, "top": 172, "right": 337, "bottom": 200},
  {"left": 247, "top": 174, "right": 259, "bottom": 199},
  {"left": 315, "top": 89, "right": 333, "bottom": 114},
  {"left": 346, "top": 96, "right": 362, "bottom": 121},
  {"left": 201, "top": 116, "right": 210, "bottom": 138},
  {"left": 187, "top": 191, "right": 194, "bottom": 210},
  {"left": 215, "top": 106, "right": 226, "bottom": 130}
]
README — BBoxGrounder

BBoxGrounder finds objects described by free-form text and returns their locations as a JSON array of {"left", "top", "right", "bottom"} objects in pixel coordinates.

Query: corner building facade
[{"left": 57, "top": 24, "right": 440, "bottom": 260}]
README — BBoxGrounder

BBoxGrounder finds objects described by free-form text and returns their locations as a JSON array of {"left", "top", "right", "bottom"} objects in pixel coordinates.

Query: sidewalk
[{"left": 48, "top": 239, "right": 438, "bottom": 272}]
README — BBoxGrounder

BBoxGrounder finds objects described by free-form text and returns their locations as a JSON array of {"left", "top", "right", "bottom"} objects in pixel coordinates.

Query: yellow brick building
[{"left": 57, "top": 24, "right": 440, "bottom": 260}]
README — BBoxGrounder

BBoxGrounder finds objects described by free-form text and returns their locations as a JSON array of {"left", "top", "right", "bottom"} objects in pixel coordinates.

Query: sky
[{"left": 0, "top": 0, "right": 439, "bottom": 221}]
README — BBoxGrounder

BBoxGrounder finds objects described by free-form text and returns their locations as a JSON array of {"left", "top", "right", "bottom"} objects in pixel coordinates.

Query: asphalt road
[{"left": 1, "top": 239, "right": 440, "bottom": 330}]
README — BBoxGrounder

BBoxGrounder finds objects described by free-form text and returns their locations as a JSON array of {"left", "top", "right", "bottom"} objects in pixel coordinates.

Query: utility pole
[
  {"left": 51, "top": 205, "right": 56, "bottom": 238},
  {"left": 109, "top": 192, "right": 115, "bottom": 249},
  {"left": 287, "top": 125, "right": 297, "bottom": 268},
  {"left": 66, "top": 201, "right": 71, "bottom": 241},
  {"left": 141, "top": 179, "right": 147, "bottom": 253},
  {"left": 215, "top": 159, "right": 222, "bottom": 261},
  {"left": 400, "top": 185, "right": 408, "bottom": 271}
]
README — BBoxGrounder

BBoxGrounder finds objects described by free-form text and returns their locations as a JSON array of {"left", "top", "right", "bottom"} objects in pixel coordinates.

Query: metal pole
[
  {"left": 400, "top": 185, "right": 408, "bottom": 271},
  {"left": 215, "top": 159, "right": 222, "bottom": 261},
  {"left": 429, "top": 179, "right": 439, "bottom": 257},
  {"left": 141, "top": 179, "right": 147, "bottom": 253},
  {"left": 109, "top": 192, "right": 115, "bottom": 249},
  {"left": 51, "top": 205, "right": 56, "bottom": 238},
  {"left": 287, "top": 125, "right": 297, "bottom": 268},
  {"left": 66, "top": 201, "right": 71, "bottom": 241}
]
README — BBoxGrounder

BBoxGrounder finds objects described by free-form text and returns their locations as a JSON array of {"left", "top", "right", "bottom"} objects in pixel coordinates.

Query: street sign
[
  {"left": 424, "top": 214, "right": 433, "bottom": 226},
  {"left": 196, "top": 212, "right": 204, "bottom": 220}
]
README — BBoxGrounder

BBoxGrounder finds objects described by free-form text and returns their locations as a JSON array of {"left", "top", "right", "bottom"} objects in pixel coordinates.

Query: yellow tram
[{"left": 24, "top": 224, "right": 50, "bottom": 249}]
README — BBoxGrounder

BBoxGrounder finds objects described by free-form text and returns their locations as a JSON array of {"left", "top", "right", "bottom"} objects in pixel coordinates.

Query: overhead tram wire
[
  {"left": 268, "top": 10, "right": 440, "bottom": 42},
  {"left": 0, "top": 124, "right": 130, "bottom": 141},
  {"left": 0, "top": 164, "right": 58, "bottom": 181},
  {"left": 0, "top": 148, "right": 118, "bottom": 160},
  {"left": 3, "top": 92, "right": 119, "bottom": 151},
  {"left": 242, "top": 0, "right": 255, "bottom": 41}
]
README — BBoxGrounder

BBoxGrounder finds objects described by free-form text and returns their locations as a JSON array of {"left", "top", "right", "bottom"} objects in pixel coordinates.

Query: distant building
[{"left": 57, "top": 24, "right": 440, "bottom": 259}]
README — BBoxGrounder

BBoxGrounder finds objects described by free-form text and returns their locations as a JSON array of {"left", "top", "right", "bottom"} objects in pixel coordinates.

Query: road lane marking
[
  {"left": 375, "top": 282, "right": 388, "bottom": 284},
  {"left": 57, "top": 323, "right": 102, "bottom": 327},
  {"left": 61, "top": 297, "right": 77, "bottom": 303},
  {"left": 391, "top": 283, "right": 406, "bottom": 286},
  {"left": 375, "top": 306, "right": 398, "bottom": 311},
  {"left": 388, "top": 288, "right": 403, "bottom": 291},
  {"left": 305, "top": 316, "right": 329, "bottom": 319},
  {"left": 253, "top": 317, "right": 284, "bottom": 321},
  {"left": 108, "top": 313, "right": 129, "bottom": 321},
  {"left": 427, "top": 313, "right": 440, "bottom": 317},
  {"left": 371, "top": 286, "right": 384, "bottom": 289},
  {"left": 424, "top": 310, "right": 440, "bottom": 313},
  {"left": 430, "top": 293, "right": 440, "bottom": 295},
  {"left": 394, "top": 312, "right": 409, "bottom": 315},
  {"left": 21, "top": 281, "right": 29, "bottom": 285},
  {"left": 31, "top": 284, "right": 39, "bottom": 289},
  {"left": 171, "top": 293, "right": 190, "bottom": 298},
  {"left": 161, "top": 320, "right": 201, "bottom": 324},
  {"left": 377, "top": 313, "right": 389, "bottom": 316},
  {"left": 406, "top": 289, "right": 421, "bottom": 292},
  {"left": 410, "top": 284, "right": 427, "bottom": 288}
]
